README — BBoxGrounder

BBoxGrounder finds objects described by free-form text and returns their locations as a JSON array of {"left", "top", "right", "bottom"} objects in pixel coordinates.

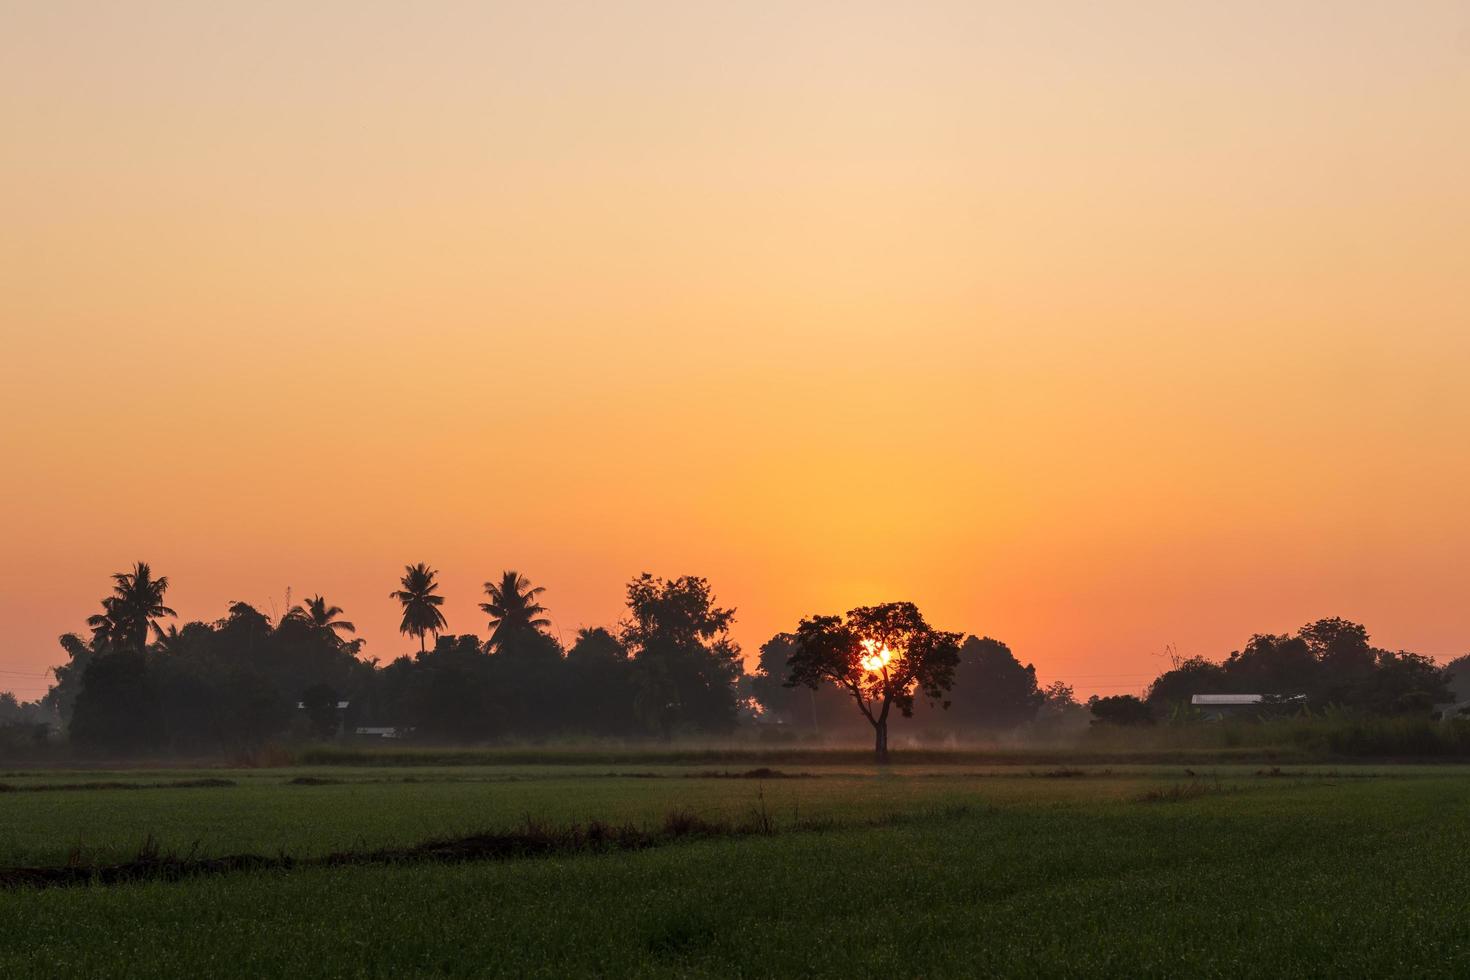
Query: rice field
[{"left": 1, "top": 759, "right": 1467, "bottom": 977}]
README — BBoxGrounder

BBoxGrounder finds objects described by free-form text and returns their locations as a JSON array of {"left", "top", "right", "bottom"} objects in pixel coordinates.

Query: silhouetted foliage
[
  {"left": 1444, "top": 654, "right": 1470, "bottom": 698},
  {"left": 946, "top": 636, "right": 1044, "bottom": 732},
  {"left": 480, "top": 572, "right": 552, "bottom": 652},
  {"left": 86, "top": 562, "right": 175, "bottom": 654},
  {"left": 1088, "top": 694, "right": 1154, "bottom": 727},
  {"left": 0, "top": 693, "right": 53, "bottom": 750},
  {"left": 785, "top": 602, "right": 962, "bottom": 762},
  {"left": 70, "top": 651, "right": 163, "bottom": 751},
  {"left": 487, "top": 630, "right": 567, "bottom": 737},
  {"left": 287, "top": 596, "right": 361, "bottom": 654},
  {"left": 749, "top": 633, "right": 857, "bottom": 736},
  {"left": 1146, "top": 656, "right": 1229, "bottom": 708},
  {"left": 408, "top": 635, "right": 498, "bottom": 740},
  {"left": 1027, "top": 680, "right": 1090, "bottom": 738},
  {"left": 44, "top": 633, "right": 93, "bottom": 725},
  {"left": 56, "top": 566, "right": 367, "bottom": 751},
  {"left": 1040, "top": 681, "right": 1080, "bottom": 715},
  {"left": 0, "top": 693, "right": 47, "bottom": 726},
  {"left": 621, "top": 574, "right": 744, "bottom": 737},
  {"left": 301, "top": 683, "right": 342, "bottom": 739},
  {"left": 1145, "top": 619, "right": 1452, "bottom": 715},
  {"left": 47, "top": 564, "right": 1459, "bottom": 754},
  {"left": 564, "top": 628, "right": 637, "bottom": 735},
  {"left": 390, "top": 563, "right": 447, "bottom": 654}
]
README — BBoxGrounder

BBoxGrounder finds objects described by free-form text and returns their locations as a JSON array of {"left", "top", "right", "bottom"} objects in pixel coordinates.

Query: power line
[{"left": 1057, "top": 672, "right": 1158, "bottom": 679}]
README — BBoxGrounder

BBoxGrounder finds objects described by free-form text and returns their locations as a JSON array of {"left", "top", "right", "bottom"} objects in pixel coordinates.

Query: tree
[
  {"left": 69, "top": 649, "right": 164, "bottom": 751},
  {"left": 390, "top": 563, "right": 447, "bottom": 654},
  {"left": 0, "top": 693, "right": 50, "bottom": 751},
  {"left": 785, "top": 602, "right": 961, "bottom": 763},
  {"left": 1299, "top": 618, "right": 1373, "bottom": 670},
  {"left": 1144, "top": 619, "right": 1454, "bottom": 716},
  {"left": 1031, "top": 680, "right": 1089, "bottom": 737},
  {"left": 301, "top": 682, "right": 342, "bottom": 739},
  {"left": 54, "top": 575, "right": 369, "bottom": 750},
  {"left": 45, "top": 633, "right": 94, "bottom": 725},
  {"left": 1223, "top": 634, "right": 1318, "bottom": 697},
  {"left": 480, "top": 571, "right": 552, "bottom": 652},
  {"left": 1040, "top": 680, "right": 1079, "bottom": 716},
  {"left": 1444, "top": 654, "right": 1470, "bottom": 704},
  {"left": 410, "top": 635, "right": 497, "bottom": 740},
  {"left": 87, "top": 561, "right": 175, "bottom": 653},
  {"left": 750, "top": 633, "right": 801, "bottom": 723},
  {"left": 1299, "top": 618, "right": 1377, "bottom": 704},
  {"left": 1146, "top": 655, "right": 1229, "bottom": 709},
  {"left": 567, "top": 626, "right": 625, "bottom": 664},
  {"left": 947, "top": 636, "right": 1043, "bottom": 732},
  {"left": 1349, "top": 650, "right": 1449, "bottom": 715},
  {"left": 565, "top": 628, "right": 635, "bottom": 735},
  {"left": 749, "top": 632, "right": 856, "bottom": 736},
  {"left": 1088, "top": 694, "right": 1154, "bottom": 726},
  {"left": 287, "top": 595, "right": 359, "bottom": 651},
  {"left": 621, "top": 574, "right": 744, "bottom": 736}
]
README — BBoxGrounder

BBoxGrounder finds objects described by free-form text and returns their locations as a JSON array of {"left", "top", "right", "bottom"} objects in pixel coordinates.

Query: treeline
[
  {"left": 4, "top": 563, "right": 1461, "bottom": 754},
  {"left": 16, "top": 563, "right": 1070, "bottom": 752},
  {"left": 1086, "top": 617, "right": 1457, "bottom": 726}
]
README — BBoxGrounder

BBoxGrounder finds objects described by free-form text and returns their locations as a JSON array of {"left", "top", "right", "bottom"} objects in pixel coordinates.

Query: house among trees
[
  {"left": 353, "top": 726, "right": 410, "bottom": 739},
  {"left": 1190, "top": 694, "right": 1303, "bottom": 721}
]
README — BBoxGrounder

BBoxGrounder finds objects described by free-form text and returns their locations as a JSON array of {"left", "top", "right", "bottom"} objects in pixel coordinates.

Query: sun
[{"left": 859, "top": 638, "right": 901, "bottom": 673}]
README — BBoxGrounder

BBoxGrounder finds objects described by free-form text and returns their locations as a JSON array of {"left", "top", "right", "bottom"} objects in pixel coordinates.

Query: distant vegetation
[{"left": 2, "top": 562, "right": 1463, "bottom": 759}]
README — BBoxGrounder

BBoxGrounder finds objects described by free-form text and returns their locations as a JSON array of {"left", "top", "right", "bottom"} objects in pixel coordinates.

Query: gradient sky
[{"left": 3, "top": 1, "right": 1468, "bottom": 700}]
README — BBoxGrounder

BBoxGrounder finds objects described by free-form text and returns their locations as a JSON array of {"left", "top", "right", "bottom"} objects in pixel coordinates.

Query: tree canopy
[
  {"left": 620, "top": 574, "right": 744, "bottom": 736},
  {"left": 1146, "top": 618, "right": 1451, "bottom": 714},
  {"left": 480, "top": 571, "right": 551, "bottom": 653},
  {"left": 785, "top": 601, "right": 961, "bottom": 761}
]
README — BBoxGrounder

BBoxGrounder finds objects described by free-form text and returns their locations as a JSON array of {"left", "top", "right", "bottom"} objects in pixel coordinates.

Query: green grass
[
  {"left": 0, "top": 764, "right": 1193, "bottom": 866},
  {"left": 1, "top": 761, "right": 1467, "bottom": 976}
]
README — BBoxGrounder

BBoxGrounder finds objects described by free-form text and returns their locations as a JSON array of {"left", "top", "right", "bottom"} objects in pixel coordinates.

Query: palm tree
[
  {"left": 153, "top": 624, "right": 189, "bottom": 657},
  {"left": 288, "top": 595, "right": 357, "bottom": 648},
  {"left": 86, "top": 602, "right": 124, "bottom": 652},
  {"left": 87, "top": 562, "right": 176, "bottom": 653},
  {"left": 480, "top": 571, "right": 551, "bottom": 651},
  {"left": 391, "top": 563, "right": 447, "bottom": 654}
]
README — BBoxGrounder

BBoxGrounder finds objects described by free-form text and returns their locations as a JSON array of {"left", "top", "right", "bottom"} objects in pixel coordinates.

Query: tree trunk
[{"left": 874, "top": 719, "right": 889, "bottom": 764}]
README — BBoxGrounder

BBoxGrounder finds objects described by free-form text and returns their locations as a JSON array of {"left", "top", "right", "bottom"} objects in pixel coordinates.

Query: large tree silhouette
[
  {"left": 786, "top": 602, "right": 961, "bottom": 763},
  {"left": 390, "top": 564, "right": 447, "bottom": 654},
  {"left": 86, "top": 562, "right": 175, "bottom": 654},
  {"left": 480, "top": 571, "right": 551, "bottom": 652},
  {"left": 946, "top": 636, "right": 1044, "bottom": 732},
  {"left": 621, "top": 574, "right": 743, "bottom": 736}
]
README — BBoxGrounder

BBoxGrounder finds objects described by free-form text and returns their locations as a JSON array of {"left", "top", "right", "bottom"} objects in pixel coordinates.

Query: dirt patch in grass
[
  {"left": 0, "top": 801, "right": 954, "bottom": 891},
  {"left": 685, "top": 768, "right": 815, "bottom": 780}
]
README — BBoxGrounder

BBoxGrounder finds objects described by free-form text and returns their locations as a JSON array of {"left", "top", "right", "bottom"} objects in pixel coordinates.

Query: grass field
[{"left": 2, "top": 757, "right": 1468, "bottom": 977}]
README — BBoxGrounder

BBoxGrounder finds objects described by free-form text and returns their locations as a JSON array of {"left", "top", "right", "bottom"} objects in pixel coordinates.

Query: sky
[{"left": 2, "top": 1, "right": 1468, "bottom": 701}]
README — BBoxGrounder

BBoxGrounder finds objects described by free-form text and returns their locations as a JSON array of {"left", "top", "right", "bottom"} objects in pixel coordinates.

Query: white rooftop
[{"left": 1191, "top": 694, "right": 1269, "bottom": 705}]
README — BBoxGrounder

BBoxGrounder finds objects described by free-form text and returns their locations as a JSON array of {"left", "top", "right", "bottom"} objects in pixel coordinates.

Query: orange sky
[{"left": 3, "top": 1, "right": 1468, "bottom": 700}]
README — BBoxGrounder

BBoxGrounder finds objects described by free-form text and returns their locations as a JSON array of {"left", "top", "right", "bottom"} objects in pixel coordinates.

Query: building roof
[{"left": 1191, "top": 694, "right": 1269, "bottom": 705}]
